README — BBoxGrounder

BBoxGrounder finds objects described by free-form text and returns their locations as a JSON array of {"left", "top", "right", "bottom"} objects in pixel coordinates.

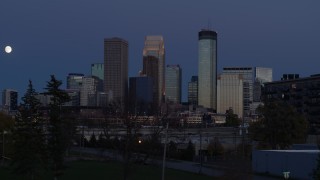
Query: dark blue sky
[{"left": 1, "top": 0, "right": 320, "bottom": 102}]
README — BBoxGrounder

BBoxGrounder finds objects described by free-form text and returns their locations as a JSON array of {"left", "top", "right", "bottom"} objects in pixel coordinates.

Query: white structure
[
  {"left": 198, "top": 30, "right": 217, "bottom": 110},
  {"left": 217, "top": 74, "right": 243, "bottom": 118}
]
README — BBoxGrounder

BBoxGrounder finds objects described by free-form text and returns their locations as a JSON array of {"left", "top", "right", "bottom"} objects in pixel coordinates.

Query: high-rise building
[
  {"left": 188, "top": 76, "right": 198, "bottom": 106},
  {"left": 129, "top": 76, "right": 153, "bottom": 115},
  {"left": 217, "top": 74, "right": 244, "bottom": 118},
  {"left": 255, "top": 67, "right": 272, "bottom": 83},
  {"left": 142, "top": 36, "right": 165, "bottom": 109},
  {"left": 91, "top": 63, "right": 104, "bottom": 81},
  {"left": 253, "top": 67, "right": 273, "bottom": 102},
  {"left": 198, "top": 29, "right": 217, "bottom": 110},
  {"left": 67, "top": 73, "right": 84, "bottom": 90},
  {"left": 80, "top": 76, "right": 100, "bottom": 106},
  {"left": 104, "top": 37, "right": 128, "bottom": 110},
  {"left": 2, "top": 89, "right": 18, "bottom": 112},
  {"left": 165, "top": 65, "right": 182, "bottom": 104},
  {"left": 222, "top": 67, "right": 254, "bottom": 116}
]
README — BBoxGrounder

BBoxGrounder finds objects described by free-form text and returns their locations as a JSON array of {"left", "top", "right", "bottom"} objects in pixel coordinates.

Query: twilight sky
[{"left": 1, "top": 0, "right": 320, "bottom": 102}]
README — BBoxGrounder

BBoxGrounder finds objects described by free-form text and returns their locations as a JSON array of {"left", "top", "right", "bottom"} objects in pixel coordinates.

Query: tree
[
  {"left": 249, "top": 102, "right": 308, "bottom": 149},
  {"left": 0, "top": 111, "right": 14, "bottom": 164},
  {"left": 181, "top": 141, "right": 195, "bottom": 161},
  {"left": 11, "top": 80, "right": 47, "bottom": 180},
  {"left": 88, "top": 133, "right": 97, "bottom": 147},
  {"left": 207, "top": 137, "right": 224, "bottom": 157},
  {"left": 0, "top": 112, "right": 14, "bottom": 131},
  {"left": 225, "top": 108, "right": 240, "bottom": 127},
  {"left": 45, "top": 75, "right": 70, "bottom": 180}
]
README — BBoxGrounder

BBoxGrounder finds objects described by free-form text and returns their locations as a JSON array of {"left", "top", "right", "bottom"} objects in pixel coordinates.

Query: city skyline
[{"left": 0, "top": 1, "right": 319, "bottom": 102}]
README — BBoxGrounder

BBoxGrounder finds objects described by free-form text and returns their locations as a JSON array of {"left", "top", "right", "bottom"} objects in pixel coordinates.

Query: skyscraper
[
  {"left": 222, "top": 67, "right": 254, "bottom": 116},
  {"left": 104, "top": 38, "right": 128, "bottom": 110},
  {"left": 217, "top": 74, "right": 244, "bottom": 118},
  {"left": 253, "top": 67, "right": 272, "bottom": 102},
  {"left": 188, "top": 76, "right": 198, "bottom": 106},
  {"left": 2, "top": 89, "right": 18, "bottom": 112},
  {"left": 198, "top": 29, "right": 217, "bottom": 110},
  {"left": 165, "top": 65, "right": 182, "bottom": 104},
  {"left": 142, "top": 36, "right": 165, "bottom": 109},
  {"left": 67, "top": 73, "right": 84, "bottom": 90},
  {"left": 255, "top": 67, "right": 272, "bottom": 83},
  {"left": 129, "top": 76, "right": 153, "bottom": 115},
  {"left": 80, "top": 76, "right": 100, "bottom": 106},
  {"left": 91, "top": 63, "right": 104, "bottom": 81}
]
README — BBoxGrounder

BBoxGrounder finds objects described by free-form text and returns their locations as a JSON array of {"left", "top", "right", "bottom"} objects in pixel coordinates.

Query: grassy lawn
[{"left": 0, "top": 160, "right": 213, "bottom": 180}]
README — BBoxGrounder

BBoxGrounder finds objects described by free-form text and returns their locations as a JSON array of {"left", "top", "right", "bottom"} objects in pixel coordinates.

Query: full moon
[{"left": 5, "top": 46, "right": 12, "bottom": 53}]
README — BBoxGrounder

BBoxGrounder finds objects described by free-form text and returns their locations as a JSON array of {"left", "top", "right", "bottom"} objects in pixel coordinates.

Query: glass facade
[
  {"left": 91, "top": 63, "right": 104, "bottom": 81},
  {"left": 165, "top": 65, "right": 182, "bottom": 104},
  {"left": 255, "top": 67, "right": 272, "bottom": 83},
  {"left": 198, "top": 30, "right": 217, "bottom": 110},
  {"left": 142, "top": 36, "right": 165, "bottom": 109},
  {"left": 188, "top": 76, "right": 198, "bottom": 105},
  {"left": 129, "top": 76, "right": 153, "bottom": 115},
  {"left": 80, "top": 76, "right": 100, "bottom": 106},
  {"left": 67, "top": 73, "right": 84, "bottom": 90}
]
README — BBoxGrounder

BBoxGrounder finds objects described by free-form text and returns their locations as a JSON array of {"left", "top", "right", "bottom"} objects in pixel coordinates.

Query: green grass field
[{"left": 0, "top": 160, "right": 213, "bottom": 180}]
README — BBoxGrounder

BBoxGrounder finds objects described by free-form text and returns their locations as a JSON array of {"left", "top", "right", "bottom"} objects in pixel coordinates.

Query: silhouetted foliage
[
  {"left": 11, "top": 80, "right": 47, "bottom": 180},
  {"left": 181, "top": 141, "right": 195, "bottom": 161},
  {"left": 225, "top": 109, "right": 240, "bottom": 127},
  {"left": 249, "top": 102, "right": 308, "bottom": 149},
  {"left": 0, "top": 112, "right": 14, "bottom": 131},
  {"left": 88, "top": 133, "right": 97, "bottom": 147},
  {"left": 207, "top": 137, "right": 224, "bottom": 157},
  {"left": 45, "top": 75, "right": 70, "bottom": 179}
]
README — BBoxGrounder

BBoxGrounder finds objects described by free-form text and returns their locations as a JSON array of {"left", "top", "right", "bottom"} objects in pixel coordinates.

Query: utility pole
[{"left": 162, "top": 123, "right": 168, "bottom": 180}]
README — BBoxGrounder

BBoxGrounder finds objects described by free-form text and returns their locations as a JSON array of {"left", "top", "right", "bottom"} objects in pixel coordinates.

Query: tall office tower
[
  {"left": 198, "top": 29, "right": 217, "bottom": 110},
  {"left": 165, "top": 65, "right": 182, "bottom": 104},
  {"left": 104, "top": 37, "right": 128, "bottom": 110},
  {"left": 188, "top": 76, "right": 198, "bottom": 106},
  {"left": 91, "top": 63, "right": 104, "bottom": 80},
  {"left": 80, "top": 76, "right": 100, "bottom": 106},
  {"left": 222, "top": 67, "right": 254, "bottom": 116},
  {"left": 129, "top": 76, "right": 153, "bottom": 115},
  {"left": 67, "top": 73, "right": 84, "bottom": 90},
  {"left": 2, "top": 89, "right": 18, "bottom": 112},
  {"left": 217, "top": 74, "right": 243, "bottom": 118},
  {"left": 142, "top": 36, "right": 165, "bottom": 109},
  {"left": 91, "top": 63, "right": 104, "bottom": 92},
  {"left": 253, "top": 67, "right": 273, "bottom": 102},
  {"left": 255, "top": 67, "right": 272, "bottom": 83}
]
